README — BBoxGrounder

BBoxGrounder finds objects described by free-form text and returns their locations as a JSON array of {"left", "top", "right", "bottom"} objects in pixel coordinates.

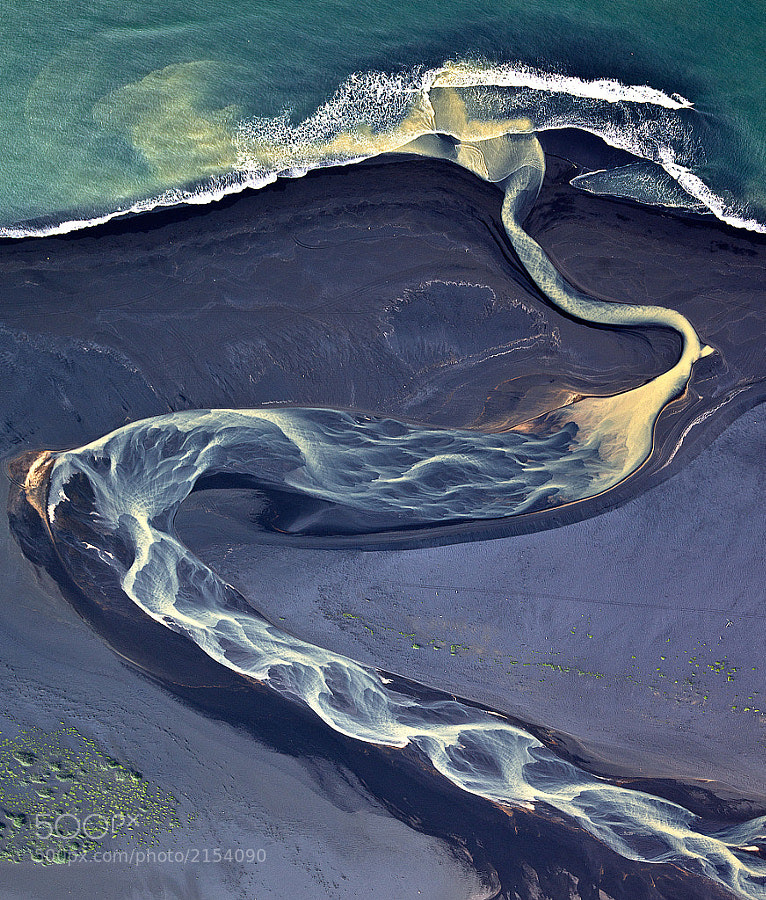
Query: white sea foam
[
  {"left": 658, "top": 150, "right": 766, "bottom": 232},
  {"left": 430, "top": 60, "right": 694, "bottom": 110},
  {"left": 0, "top": 173, "right": 274, "bottom": 239}
]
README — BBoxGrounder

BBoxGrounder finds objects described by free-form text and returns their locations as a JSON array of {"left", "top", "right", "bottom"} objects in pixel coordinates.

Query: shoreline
[{"left": 2, "top": 124, "right": 764, "bottom": 246}]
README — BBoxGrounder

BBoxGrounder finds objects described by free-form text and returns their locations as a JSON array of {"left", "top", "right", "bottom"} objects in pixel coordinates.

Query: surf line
[{"left": 21, "top": 90, "right": 765, "bottom": 900}]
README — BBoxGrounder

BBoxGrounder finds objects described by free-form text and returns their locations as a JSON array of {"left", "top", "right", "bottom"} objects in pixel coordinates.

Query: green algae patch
[{"left": 0, "top": 721, "right": 179, "bottom": 864}]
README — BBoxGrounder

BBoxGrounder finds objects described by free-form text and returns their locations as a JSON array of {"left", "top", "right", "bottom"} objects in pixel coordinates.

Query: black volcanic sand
[
  {"left": 0, "top": 150, "right": 683, "bottom": 452},
  {"left": 2, "top": 137, "right": 766, "bottom": 897}
]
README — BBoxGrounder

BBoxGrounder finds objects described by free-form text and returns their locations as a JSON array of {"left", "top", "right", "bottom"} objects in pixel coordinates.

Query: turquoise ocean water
[{"left": 1, "top": 0, "right": 764, "bottom": 234}]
